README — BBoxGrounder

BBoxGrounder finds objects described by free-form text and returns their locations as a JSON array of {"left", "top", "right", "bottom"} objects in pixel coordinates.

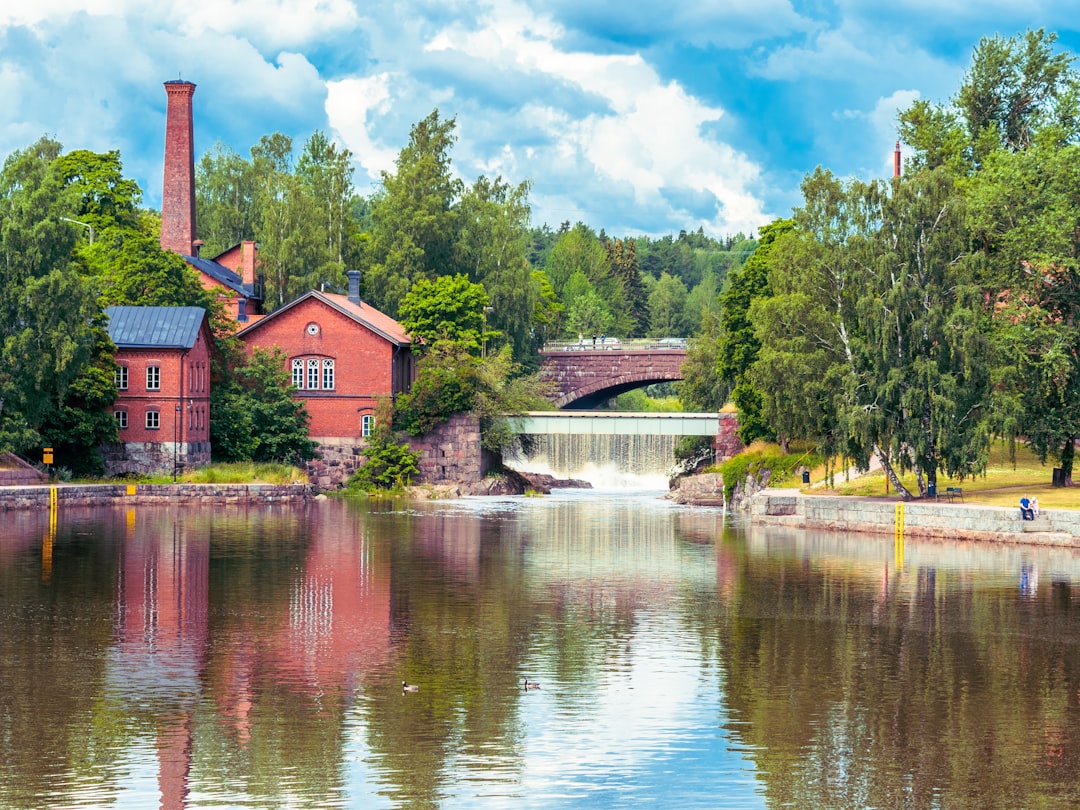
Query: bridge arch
[{"left": 539, "top": 347, "right": 687, "bottom": 409}]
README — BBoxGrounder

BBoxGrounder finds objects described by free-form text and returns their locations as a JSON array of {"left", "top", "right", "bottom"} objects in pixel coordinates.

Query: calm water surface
[{"left": 3, "top": 489, "right": 1080, "bottom": 808}]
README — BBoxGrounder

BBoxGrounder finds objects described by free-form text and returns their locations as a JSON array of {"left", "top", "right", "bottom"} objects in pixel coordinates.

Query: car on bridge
[{"left": 657, "top": 337, "right": 686, "bottom": 349}]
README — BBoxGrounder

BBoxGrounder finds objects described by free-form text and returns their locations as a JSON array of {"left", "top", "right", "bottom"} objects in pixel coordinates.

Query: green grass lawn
[{"left": 814, "top": 442, "right": 1080, "bottom": 509}]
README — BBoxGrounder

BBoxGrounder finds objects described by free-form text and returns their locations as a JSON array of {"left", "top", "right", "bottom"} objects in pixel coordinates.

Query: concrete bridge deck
[{"left": 512, "top": 411, "right": 719, "bottom": 436}]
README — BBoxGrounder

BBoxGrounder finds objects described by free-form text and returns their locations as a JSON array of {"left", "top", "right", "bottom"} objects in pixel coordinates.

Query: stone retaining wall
[
  {"left": 751, "top": 489, "right": 1080, "bottom": 547},
  {"left": 0, "top": 483, "right": 312, "bottom": 511}
]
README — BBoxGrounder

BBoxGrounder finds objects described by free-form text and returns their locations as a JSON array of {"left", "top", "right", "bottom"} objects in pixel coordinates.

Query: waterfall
[{"left": 508, "top": 433, "right": 679, "bottom": 490}]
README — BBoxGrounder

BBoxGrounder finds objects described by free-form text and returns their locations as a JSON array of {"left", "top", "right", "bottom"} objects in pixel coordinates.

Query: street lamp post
[
  {"left": 60, "top": 217, "right": 95, "bottom": 244},
  {"left": 173, "top": 404, "right": 181, "bottom": 482}
]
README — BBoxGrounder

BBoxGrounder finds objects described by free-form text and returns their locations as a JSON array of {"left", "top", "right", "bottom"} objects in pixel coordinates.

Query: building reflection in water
[{"left": 102, "top": 504, "right": 391, "bottom": 809}]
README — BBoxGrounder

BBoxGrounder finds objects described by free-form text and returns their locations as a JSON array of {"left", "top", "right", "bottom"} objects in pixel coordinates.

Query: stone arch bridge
[{"left": 539, "top": 341, "right": 688, "bottom": 409}]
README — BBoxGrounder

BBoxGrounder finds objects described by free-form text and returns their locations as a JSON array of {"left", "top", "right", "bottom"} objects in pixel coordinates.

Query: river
[{"left": 2, "top": 487, "right": 1080, "bottom": 808}]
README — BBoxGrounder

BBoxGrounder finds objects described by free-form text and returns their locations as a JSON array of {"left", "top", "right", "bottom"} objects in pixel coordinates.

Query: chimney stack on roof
[
  {"left": 346, "top": 270, "right": 362, "bottom": 306},
  {"left": 161, "top": 79, "right": 197, "bottom": 257}
]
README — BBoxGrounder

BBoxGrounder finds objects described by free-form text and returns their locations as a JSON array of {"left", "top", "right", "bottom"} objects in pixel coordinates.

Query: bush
[
  {"left": 346, "top": 400, "right": 421, "bottom": 493},
  {"left": 718, "top": 443, "right": 823, "bottom": 502}
]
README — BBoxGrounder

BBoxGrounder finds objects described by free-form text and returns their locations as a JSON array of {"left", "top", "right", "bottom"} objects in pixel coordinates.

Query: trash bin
[
  {"left": 927, "top": 483, "right": 936, "bottom": 497},
  {"left": 1053, "top": 468, "right": 1064, "bottom": 487},
  {"left": 801, "top": 470, "right": 810, "bottom": 485}
]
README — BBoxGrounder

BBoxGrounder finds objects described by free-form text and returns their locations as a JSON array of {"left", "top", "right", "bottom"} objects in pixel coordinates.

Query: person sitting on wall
[
  {"left": 1031, "top": 496, "right": 1040, "bottom": 518},
  {"left": 1020, "top": 495, "right": 1034, "bottom": 521}
]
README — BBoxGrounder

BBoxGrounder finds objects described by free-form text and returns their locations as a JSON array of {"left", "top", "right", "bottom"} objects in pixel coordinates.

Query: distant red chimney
[
  {"left": 240, "top": 240, "right": 256, "bottom": 286},
  {"left": 161, "top": 80, "right": 197, "bottom": 256},
  {"left": 893, "top": 140, "right": 902, "bottom": 178}
]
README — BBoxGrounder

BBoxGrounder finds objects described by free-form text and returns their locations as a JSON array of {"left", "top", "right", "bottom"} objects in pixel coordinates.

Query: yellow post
[{"left": 894, "top": 502, "right": 905, "bottom": 570}]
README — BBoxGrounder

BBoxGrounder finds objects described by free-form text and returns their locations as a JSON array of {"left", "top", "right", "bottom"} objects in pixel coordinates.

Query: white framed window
[
  {"left": 292, "top": 359, "right": 304, "bottom": 388},
  {"left": 322, "top": 359, "right": 335, "bottom": 390},
  {"left": 115, "top": 366, "right": 128, "bottom": 390},
  {"left": 145, "top": 410, "right": 160, "bottom": 430},
  {"left": 115, "top": 410, "right": 128, "bottom": 429},
  {"left": 146, "top": 366, "right": 160, "bottom": 391},
  {"left": 307, "top": 358, "right": 319, "bottom": 390},
  {"left": 361, "top": 414, "right": 374, "bottom": 437}
]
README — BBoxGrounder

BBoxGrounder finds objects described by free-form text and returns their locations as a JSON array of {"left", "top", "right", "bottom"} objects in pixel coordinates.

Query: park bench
[{"left": 937, "top": 487, "right": 963, "bottom": 502}]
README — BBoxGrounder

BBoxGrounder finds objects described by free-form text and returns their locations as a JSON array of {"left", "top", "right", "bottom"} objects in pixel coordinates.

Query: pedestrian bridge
[
  {"left": 539, "top": 340, "right": 688, "bottom": 408},
  {"left": 511, "top": 411, "right": 720, "bottom": 436}
]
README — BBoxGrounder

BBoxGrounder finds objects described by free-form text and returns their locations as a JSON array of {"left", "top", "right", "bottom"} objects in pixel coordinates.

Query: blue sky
[{"left": 2, "top": 1, "right": 1078, "bottom": 240}]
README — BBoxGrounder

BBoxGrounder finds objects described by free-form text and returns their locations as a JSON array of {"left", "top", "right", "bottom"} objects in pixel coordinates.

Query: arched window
[
  {"left": 307, "top": 358, "right": 319, "bottom": 389},
  {"left": 292, "top": 359, "right": 304, "bottom": 389},
  {"left": 322, "top": 359, "right": 335, "bottom": 390}
]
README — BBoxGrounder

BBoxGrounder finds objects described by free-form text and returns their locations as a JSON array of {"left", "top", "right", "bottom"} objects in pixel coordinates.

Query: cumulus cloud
[{"left": 411, "top": 0, "right": 772, "bottom": 234}]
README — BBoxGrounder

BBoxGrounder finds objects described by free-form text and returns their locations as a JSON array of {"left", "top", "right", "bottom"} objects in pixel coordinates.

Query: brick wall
[
  {"left": 409, "top": 413, "right": 487, "bottom": 484},
  {"left": 242, "top": 297, "right": 396, "bottom": 438}
]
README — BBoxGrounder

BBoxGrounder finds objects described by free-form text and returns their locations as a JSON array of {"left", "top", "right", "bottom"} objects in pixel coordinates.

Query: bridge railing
[{"left": 541, "top": 337, "right": 687, "bottom": 352}]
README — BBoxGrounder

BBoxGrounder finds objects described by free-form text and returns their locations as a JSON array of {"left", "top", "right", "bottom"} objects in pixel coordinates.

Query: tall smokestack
[
  {"left": 893, "top": 140, "right": 902, "bottom": 178},
  {"left": 161, "top": 79, "right": 197, "bottom": 256}
]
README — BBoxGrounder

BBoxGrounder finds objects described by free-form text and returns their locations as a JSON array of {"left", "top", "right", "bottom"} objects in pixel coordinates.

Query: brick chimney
[
  {"left": 161, "top": 80, "right": 197, "bottom": 256},
  {"left": 894, "top": 140, "right": 902, "bottom": 178},
  {"left": 240, "top": 240, "right": 256, "bottom": 286}
]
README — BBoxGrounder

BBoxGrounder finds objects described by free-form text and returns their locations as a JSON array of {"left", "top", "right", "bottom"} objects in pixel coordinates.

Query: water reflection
[{"left": 4, "top": 496, "right": 1080, "bottom": 807}]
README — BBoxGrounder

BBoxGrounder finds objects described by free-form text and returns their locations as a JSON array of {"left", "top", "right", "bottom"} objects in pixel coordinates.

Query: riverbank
[
  {"left": 751, "top": 488, "right": 1080, "bottom": 547},
  {"left": 0, "top": 482, "right": 313, "bottom": 511}
]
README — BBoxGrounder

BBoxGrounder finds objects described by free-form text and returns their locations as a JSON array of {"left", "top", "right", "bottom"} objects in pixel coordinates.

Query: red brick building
[
  {"left": 160, "top": 79, "right": 264, "bottom": 322},
  {"left": 102, "top": 306, "right": 213, "bottom": 476},
  {"left": 237, "top": 271, "right": 413, "bottom": 485}
]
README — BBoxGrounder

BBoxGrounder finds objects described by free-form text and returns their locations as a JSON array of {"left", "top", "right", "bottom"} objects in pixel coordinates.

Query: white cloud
[
  {"left": 325, "top": 74, "right": 400, "bottom": 185},
  {"left": 418, "top": 0, "right": 772, "bottom": 234}
]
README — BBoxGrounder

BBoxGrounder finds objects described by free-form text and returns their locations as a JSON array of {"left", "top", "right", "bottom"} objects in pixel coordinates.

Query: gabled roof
[
  {"left": 106, "top": 306, "right": 208, "bottom": 349},
  {"left": 237, "top": 290, "right": 411, "bottom": 346},
  {"left": 184, "top": 254, "right": 254, "bottom": 298}
]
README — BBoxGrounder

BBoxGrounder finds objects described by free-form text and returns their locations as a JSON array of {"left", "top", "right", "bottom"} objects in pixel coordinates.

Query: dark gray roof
[
  {"left": 105, "top": 306, "right": 207, "bottom": 349},
  {"left": 184, "top": 254, "right": 255, "bottom": 297}
]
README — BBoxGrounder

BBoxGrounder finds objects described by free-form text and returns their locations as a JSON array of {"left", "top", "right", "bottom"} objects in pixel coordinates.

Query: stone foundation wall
[
  {"left": 751, "top": 489, "right": 1080, "bottom": 547},
  {"left": 304, "top": 436, "right": 367, "bottom": 490},
  {"left": 714, "top": 413, "right": 744, "bottom": 462},
  {"left": 409, "top": 413, "right": 486, "bottom": 484},
  {"left": 0, "top": 482, "right": 311, "bottom": 511},
  {"left": 101, "top": 441, "right": 211, "bottom": 477}
]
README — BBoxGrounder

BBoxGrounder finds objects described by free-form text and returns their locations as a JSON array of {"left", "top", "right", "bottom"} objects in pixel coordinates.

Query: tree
[
  {"left": 398, "top": 274, "right": 494, "bottom": 354},
  {"left": 717, "top": 219, "right": 794, "bottom": 444},
  {"left": 363, "top": 110, "right": 463, "bottom": 316},
  {"left": 0, "top": 137, "right": 111, "bottom": 458},
  {"left": 968, "top": 141, "right": 1080, "bottom": 483},
  {"left": 211, "top": 347, "right": 316, "bottom": 464},
  {"left": 646, "top": 272, "right": 689, "bottom": 337},
  {"left": 455, "top": 175, "right": 537, "bottom": 362},
  {"left": 196, "top": 142, "right": 257, "bottom": 256},
  {"left": 606, "top": 238, "right": 648, "bottom": 336}
]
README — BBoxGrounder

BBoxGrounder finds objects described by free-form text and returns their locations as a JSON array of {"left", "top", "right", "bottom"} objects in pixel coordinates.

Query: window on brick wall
[
  {"left": 307, "top": 358, "right": 319, "bottom": 389},
  {"left": 146, "top": 366, "right": 160, "bottom": 391},
  {"left": 292, "top": 359, "right": 303, "bottom": 389},
  {"left": 361, "top": 414, "right": 374, "bottom": 437},
  {"left": 322, "top": 359, "right": 335, "bottom": 390},
  {"left": 146, "top": 410, "right": 160, "bottom": 430},
  {"left": 115, "top": 410, "right": 128, "bottom": 429},
  {"left": 115, "top": 366, "right": 128, "bottom": 390}
]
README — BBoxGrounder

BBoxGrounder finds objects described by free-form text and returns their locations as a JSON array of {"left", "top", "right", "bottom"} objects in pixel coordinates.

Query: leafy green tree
[
  {"left": 969, "top": 140, "right": 1080, "bottom": 483},
  {"left": 398, "top": 274, "right": 494, "bottom": 354},
  {"left": 545, "top": 223, "right": 630, "bottom": 336},
  {"left": 364, "top": 110, "right": 463, "bottom": 316},
  {"left": 606, "top": 238, "right": 648, "bottom": 336},
  {"left": 196, "top": 142, "right": 257, "bottom": 256},
  {"left": 678, "top": 309, "right": 728, "bottom": 412},
  {"left": 646, "top": 272, "right": 689, "bottom": 337},
  {"left": 455, "top": 175, "right": 537, "bottom": 362},
  {"left": 211, "top": 347, "right": 316, "bottom": 464},
  {"left": 717, "top": 219, "right": 794, "bottom": 444},
  {"left": 0, "top": 137, "right": 110, "bottom": 457},
  {"left": 393, "top": 342, "right": 482, "bottom": 437}
]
